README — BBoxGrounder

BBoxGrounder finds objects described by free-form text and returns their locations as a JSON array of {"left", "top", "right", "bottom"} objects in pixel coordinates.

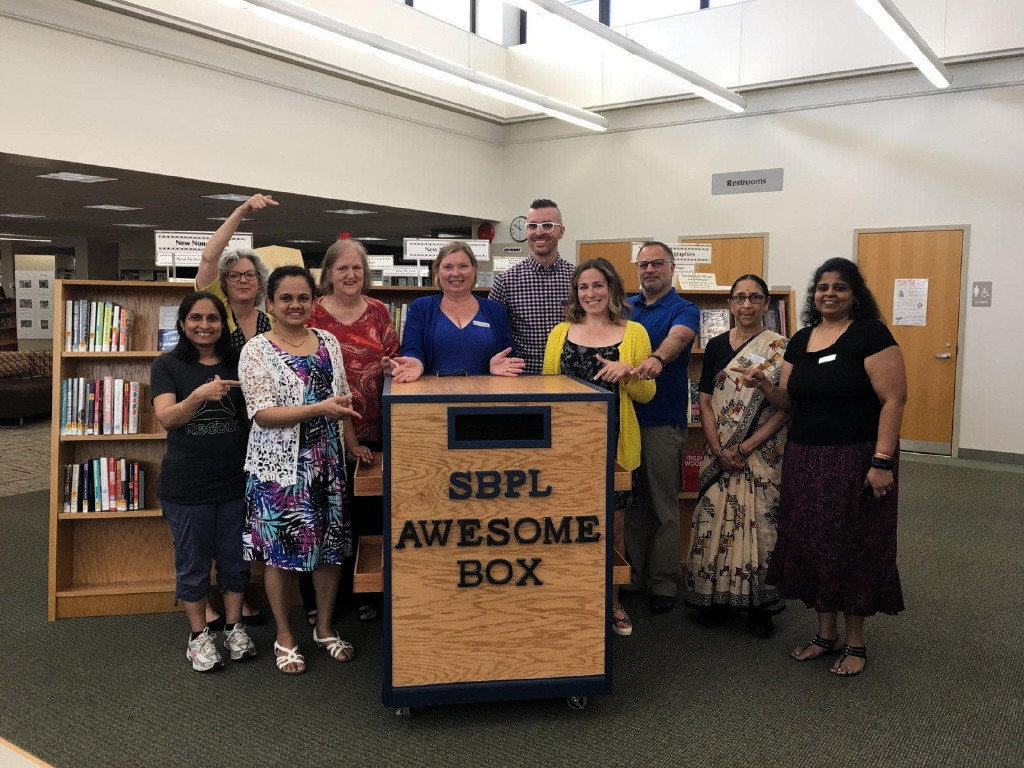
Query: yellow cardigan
[{"left": 543, "top": 321, "right": 655, "bottom": 471}]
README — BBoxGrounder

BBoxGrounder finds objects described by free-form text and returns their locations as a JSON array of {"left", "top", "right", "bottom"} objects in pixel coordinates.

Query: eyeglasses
[
  {"left": 525, "top": 221, "right": 561, "bottom": 233},
  {"left": 728, "top": 294, "right": 767, "bottom": 305},
  {"left": 636, "top": 259, "right": 669, "bottom": 270},
  {"left": 226, "top": 270, "right": 258, "bottom": 282}
]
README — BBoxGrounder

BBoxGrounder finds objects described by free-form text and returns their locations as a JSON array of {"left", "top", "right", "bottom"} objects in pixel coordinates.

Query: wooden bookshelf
[
  {"left": 0, "top": 296, "right": 16, "bottom": 350},
  {"left": 48, "top": 280, "right": 193, "bottom": 620}
]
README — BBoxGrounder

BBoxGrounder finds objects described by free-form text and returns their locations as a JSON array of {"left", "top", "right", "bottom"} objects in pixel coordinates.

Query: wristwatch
[{"left": 649, "top": 354, "right": 666, "bottom": 366}]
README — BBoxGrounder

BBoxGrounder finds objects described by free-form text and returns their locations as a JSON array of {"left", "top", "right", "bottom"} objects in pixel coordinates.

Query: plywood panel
[
  {"left": 679, "top": 236, "right": 765, "bottom": 287},
  {"left": 579, "top": 241, "right": 639, "bottom": 292}
]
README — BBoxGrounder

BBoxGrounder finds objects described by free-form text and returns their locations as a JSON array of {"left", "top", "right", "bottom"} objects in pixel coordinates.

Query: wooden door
[
  {"left": 857, "top": 229, "right": 964, "bottom": 455},
  {"left": 578, "top": 241, "right": 640, "bottom": 292},
  {"left": 678, "top": 235, "right": 766, "bottom": 287}
]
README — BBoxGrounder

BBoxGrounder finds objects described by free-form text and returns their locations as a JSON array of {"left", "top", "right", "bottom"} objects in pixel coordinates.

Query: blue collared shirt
[{"left": 628, "top": 289, "right": 700, "bottom": 428}]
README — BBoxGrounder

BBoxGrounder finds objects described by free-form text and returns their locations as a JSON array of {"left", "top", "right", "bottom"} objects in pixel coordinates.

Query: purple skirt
[{"left": 766, "top": 441, "right": 904, "bottom": 616}]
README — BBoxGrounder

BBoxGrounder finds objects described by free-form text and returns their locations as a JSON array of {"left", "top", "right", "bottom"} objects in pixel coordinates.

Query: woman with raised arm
[
  {"left": 684, "top": 274, "right": 790, "bottom": 638},
  {"left": 240, "top": 266, "right": 361, "bottom": 675},
  {"left": 733, "top": 257, "right": 907, "bottom": 676},
  {"left": 383, "top": 241, "right": 523, "bottom": 383},
  {"left": 542, "top": 257, "right": 655, "bottom": 637},
  {"left": 194, "top": 192, "right": 278, "bottom": 629},
  {"left": 152, "top": 291, "right": 256, "bottom": 672}
]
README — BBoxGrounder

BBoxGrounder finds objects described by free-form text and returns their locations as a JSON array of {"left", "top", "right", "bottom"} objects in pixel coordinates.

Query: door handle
[{"left": 933, "top": 353, "right": 951, "bottom": 359}]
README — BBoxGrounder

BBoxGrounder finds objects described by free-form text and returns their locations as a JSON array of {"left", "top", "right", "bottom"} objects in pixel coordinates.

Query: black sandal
[
  {"left": 791, "top": 634, "right": 840, "bottom": 660},
  {"left": 830, "top": 645, "right": 867, "bottom": 677}
]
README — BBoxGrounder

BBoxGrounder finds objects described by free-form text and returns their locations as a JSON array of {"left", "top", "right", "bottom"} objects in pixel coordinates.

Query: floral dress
[{"left": 244, "top": 338, "right": 352, "bottom": 571}]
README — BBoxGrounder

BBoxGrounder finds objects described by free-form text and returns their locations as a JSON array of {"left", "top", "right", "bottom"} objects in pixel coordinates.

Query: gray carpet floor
[{"left": 1, "top": 459, "right": 1022, "bottom": 768}]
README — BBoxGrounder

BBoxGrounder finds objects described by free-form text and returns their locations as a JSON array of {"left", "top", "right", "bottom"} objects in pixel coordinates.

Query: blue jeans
[{"left": 162, "top": 498, "right": 250, "bottom": 603}]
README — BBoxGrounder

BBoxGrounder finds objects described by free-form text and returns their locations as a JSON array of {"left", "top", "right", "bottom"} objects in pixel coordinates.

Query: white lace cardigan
[{"left": 239, "top": 328, "right": 351, "bottom": 487}]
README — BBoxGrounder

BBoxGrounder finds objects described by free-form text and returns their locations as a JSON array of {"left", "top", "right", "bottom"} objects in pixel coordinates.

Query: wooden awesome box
[{"left": 381, "top": 375, "right": 616, "bottom": 709}]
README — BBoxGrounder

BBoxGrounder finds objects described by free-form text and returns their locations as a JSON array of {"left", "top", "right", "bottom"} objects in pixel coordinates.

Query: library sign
[
  {"left": 394, "top": 468, "right": 602, "bottom": 588},
  {"left": 154, "top": 231, "right": 253, "bottom": 267}
]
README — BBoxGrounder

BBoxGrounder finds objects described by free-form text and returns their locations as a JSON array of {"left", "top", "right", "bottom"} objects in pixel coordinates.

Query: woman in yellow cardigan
[{"left": 543, "top": 257, "right": 655, "bottom": 636}]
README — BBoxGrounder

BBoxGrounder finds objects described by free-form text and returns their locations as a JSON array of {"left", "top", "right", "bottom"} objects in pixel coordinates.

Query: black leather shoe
[
  {"left": 649, "top": 595, "right": 676, "bottom": 614},
  {"left": 617, "top": 586, "right": 646, "bottom": 603}
]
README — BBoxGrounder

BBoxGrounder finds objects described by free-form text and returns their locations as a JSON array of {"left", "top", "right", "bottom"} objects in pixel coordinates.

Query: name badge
[
  {"left": 472, "top": 320, "right": 491, "bottom": 328},
  {"left": 747, "top": 353, "right": 766, "bottom": 366},
  {"left": 818, "top": 354, "right": 837, "bottom": 364}
]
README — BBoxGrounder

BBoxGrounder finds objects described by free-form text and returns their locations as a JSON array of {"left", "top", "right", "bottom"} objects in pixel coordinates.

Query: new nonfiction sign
[{"left": 712, "top": 168, "right": 784, "bottom": 195}]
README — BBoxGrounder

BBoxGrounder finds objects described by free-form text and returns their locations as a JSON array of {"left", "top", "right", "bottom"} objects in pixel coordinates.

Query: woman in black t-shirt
[
  {"left": 733, "top": 258, "right": 907, "bottom": 677},
  {"left": 151, "top": 291, "right": 254, "bottom": 673}
]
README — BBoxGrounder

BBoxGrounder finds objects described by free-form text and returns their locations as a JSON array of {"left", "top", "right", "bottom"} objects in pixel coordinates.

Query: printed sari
[{"left": 684, "top": 330, "right": 788, "bottom": 611}]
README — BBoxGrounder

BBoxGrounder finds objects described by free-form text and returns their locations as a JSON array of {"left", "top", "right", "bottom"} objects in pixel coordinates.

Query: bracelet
[
  {"left": 649, "top": 354, "right": 666, "bottom": 366},
  {"left": 763, "top": 379, "right": 775, "bottom": 393},
  {"left": 870, "top": 456, "right": 893, "bottom": 471},
  {"left": 737, "top": 444, "right": 751, "bottom": 458},
  {"left": 179, "top": 401, "right": 198, "bottom": 418},
  {"left": 873, "top": 452, "right": 892, "bottom": 459}
]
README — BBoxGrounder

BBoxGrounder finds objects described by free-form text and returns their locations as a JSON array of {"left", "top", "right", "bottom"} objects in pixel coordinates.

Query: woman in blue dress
[
  {"left": 240, "top": 266, "right": 362, "bottom": 674},
  {"left": 383, "top": 241, "right": 524, "bottom": 382}
]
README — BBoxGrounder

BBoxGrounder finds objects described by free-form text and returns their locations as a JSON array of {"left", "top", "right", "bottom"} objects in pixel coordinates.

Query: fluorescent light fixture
[
  {"left": 325, "top": 208, "right": 378, "bottom": 215},
  {"left": 113, "top": 223, "right": 159, "bottom": 228},
  {"left": 853, "top": 0, "right": 951, "bottom": 88},
  {"left": 207, "top": 217, "right": 254, "bottom": 221},
  {"left": 491, "top": 0, "right": 746, "bottom": 113},
  {"left": 203, "top": 193, "right": 253, "bottom": 202},
  {"left": 84, "top": 204, "right": 143, "bottom": 211},
  {"left": 360, "top": 237, "right": 387, "bottom": 241},
  {"left": 0, "top": 213, "right": 45, "bottom": 219},
  {"left": 38, "top": 172, "right": 118, "bottom": 183},
  {"left": 287, "top": 239, "right": 322, "bottom": 243},
  {"left": 235, "top": 0, "right": 609, "bottom": 131},
  {"left": 0, "top": 235, "right": 53, "bottom": 242}
]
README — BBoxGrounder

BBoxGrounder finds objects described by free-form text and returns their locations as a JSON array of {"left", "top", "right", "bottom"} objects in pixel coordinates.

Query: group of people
[{"left": 154, "top": 193, "right": 907, "bottom": 679}]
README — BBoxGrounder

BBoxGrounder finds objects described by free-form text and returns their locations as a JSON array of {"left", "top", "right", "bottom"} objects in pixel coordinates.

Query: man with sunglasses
[
  {"left": 489, "top": 199, "right": 574, "bottom": 375},
  {"left": 622, "top": 241, "right": 699, "bottom": 615}
]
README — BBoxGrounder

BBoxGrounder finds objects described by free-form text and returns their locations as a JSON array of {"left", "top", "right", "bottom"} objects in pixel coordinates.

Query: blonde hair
[
  {"left": 318, "top": 239, "right": 371, "bottom": 295},
  {"left": 431, "top": 241, "right": 478, "bottom": 289}
]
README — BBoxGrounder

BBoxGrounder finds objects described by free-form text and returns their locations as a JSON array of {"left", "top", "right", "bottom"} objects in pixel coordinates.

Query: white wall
[{"left": 499, "top": 57, "right": 1024, "bottom": 456}]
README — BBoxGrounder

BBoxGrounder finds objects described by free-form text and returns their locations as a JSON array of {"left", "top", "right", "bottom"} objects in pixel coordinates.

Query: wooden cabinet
[
  {"left": 48, "top": 280, "right": 192, "bottom": 620},
  {"left": 0, "top": 296, "right": 16, "bottom": 350}
]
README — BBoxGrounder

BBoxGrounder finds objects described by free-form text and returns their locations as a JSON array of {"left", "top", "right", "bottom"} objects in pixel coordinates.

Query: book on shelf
[
  {"left": 763, "top": 306, "right": 782, "bottom": 335},
  {"left": 688, "top": 380, "right": 700, "bottom": 425},
  {"left": 157, "top": 304, "right": 179, "bottom": 351},
  {"left": 699, "top": 308, "right": 730, "bottom": 350},
  {"left": 680, "top": 447, "right": 702, "bottom": 493},
  {"left": 65, "top": 299, "right": 132, "bottom": 351},
  {"left": 59, "top": 377, "right": 144, "bottom": 435},
  {"left": 776, "top": 298, "right": 787, "bottom": 337},
  {"left": 63, "top": 458, "right": 145, "bottom": 512}
]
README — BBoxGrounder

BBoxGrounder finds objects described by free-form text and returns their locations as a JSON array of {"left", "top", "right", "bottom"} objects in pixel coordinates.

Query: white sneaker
[
  {"left": 223, "top": 623, "right": 257, "bottom": 662},
  {"left": 187, "top": 627, "right": 224, "bottom": 672}
]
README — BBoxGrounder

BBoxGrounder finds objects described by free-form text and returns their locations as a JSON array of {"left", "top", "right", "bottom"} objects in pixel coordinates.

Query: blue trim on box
[
  {"left": 381, "top": 383, "right": 394, "bottom": 705},
  {"left": 604, "top": 392, "right": 615, "bottom": 682},
  {"left": 446, "top": 406, "right": 551, "bottom": 449},
  {"left": 384, "top": 674, "right": 611, "bottom": 708}
]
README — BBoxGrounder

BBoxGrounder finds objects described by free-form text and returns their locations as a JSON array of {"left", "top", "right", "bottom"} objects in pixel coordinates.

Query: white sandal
[
  {"left": 313, "top": 628, "right": 355, "bottom": 662},
  {"left": 274, "top": 641, "right": 306, "bottom": 675}
]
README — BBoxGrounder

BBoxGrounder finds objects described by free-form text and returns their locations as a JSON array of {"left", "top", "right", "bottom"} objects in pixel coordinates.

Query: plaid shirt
[{"left": 489, "top": 255, "right": 574, "bottom": 375}]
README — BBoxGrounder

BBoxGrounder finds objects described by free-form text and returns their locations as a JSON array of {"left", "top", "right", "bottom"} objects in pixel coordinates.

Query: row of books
[
  {"left": 382, "top": 300, "right": 410, "bottom": 340},
  {"left": 60, "top": 377, "right": 142, "bottom": 436},
  {"left": 64, "top": 299, "right": 133, "bottom": 352},
  {"left": 61, "top": 458, "right": 146, "bottom": 513}
]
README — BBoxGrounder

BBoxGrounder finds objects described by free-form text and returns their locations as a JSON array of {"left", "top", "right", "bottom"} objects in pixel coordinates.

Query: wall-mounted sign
[
  {"left": 971, "top": 281, "right": 993, "bottom": 308},
  {"left": 711, "top": 168, "right": 784, "bottom": 195},
  {"left": 14, "top": 269, "right": 54, "bottom": 339},
  {"left": 676, "top": 273, "right": 720, "bottom": 290},
  {"left": 154, "top": 231, "right": 252, "bottom": 267},
  {"left": 630, "top": 242, "right": 712, "bottom": 271},
  {"left": 404, "top": 239, "right": 490, "bottom": 262},
  {"left": 893, "top": 278, "right": 929, "bottom": 326},
  {"left": 367, "top": 255, "right": 394, "bottom": 270},
  {"left": 493, "top": 257, "right": 526, "bottom": 271}
]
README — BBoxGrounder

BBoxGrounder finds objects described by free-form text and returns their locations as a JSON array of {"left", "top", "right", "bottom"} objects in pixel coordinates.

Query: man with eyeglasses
[
  {"left": 622, "top": 241, "right": 699, "bottom": 616},
  {"left": 489, "top": 199, "right": 574, "bottom": 375}
]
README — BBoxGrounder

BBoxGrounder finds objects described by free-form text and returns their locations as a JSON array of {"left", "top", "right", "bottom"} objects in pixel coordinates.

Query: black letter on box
[
  {"left": 544, "top": 517, "right": 571, "bottom": 544},
  {"left": 485, "top": 559, "right": 514, "bottom": 585},
  {"left": 528, "top": 469, "right": 552, "bottom": 497},
  {"left": 458, "top": 560, "right": 483, "bottom": 588},
  {"left": 457, "top": 518, "right": 483, "bottom": 547},
  {"left": 486, "top": 517, "right": 510, "bottom": 546},
  {"left": 504, "top": 469, "right": 527, "bottom": 498},
  {"left": 513, "top": 516, "right": 542, "bottom": 544},
  {"left": 449, "top": 471, "right": 472, "bottom": 500},
  {"left": 475, "top": 470, "right": 502, "bottom": 499},
  {"left": 575, "top": 515, "right": 602, "bottom": 543},
  {"left": 395, "top": 520, "right": 422, "bottom": 549},
  {"left": 516, "top": 557, "right": 543, "bottom": 586}
]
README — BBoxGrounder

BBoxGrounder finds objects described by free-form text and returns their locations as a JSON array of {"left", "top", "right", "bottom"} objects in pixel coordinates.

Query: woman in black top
[{"left": 734, "top": 258, "right": 907, "bottom": 676}]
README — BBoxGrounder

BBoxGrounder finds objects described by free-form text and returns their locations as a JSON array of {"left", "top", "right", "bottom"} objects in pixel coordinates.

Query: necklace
[
  {"left": 731, "top": 326, "right": 764, "bottom": 348},
  {"left": 274, "top": 330, "right": 309, "bottom": 348},
  {"left": 815, "top": 318, "right": 851, "bottom": 348}
]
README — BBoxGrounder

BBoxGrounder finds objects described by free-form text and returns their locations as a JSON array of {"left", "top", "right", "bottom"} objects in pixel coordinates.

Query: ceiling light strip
[
  {"left": 853, "top": 0, "right": 951, "bottom": 88},
  {"left": 242, "top": 0, "right": 609, "bottom": 131},
  {"left": 496, "top": 0, "right": 746, "bottom": 113}
]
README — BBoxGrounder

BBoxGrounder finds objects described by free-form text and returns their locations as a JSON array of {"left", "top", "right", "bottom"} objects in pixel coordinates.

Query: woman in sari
[{"left": 684, "top": 274, "right": 790, "bottom": 638}]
